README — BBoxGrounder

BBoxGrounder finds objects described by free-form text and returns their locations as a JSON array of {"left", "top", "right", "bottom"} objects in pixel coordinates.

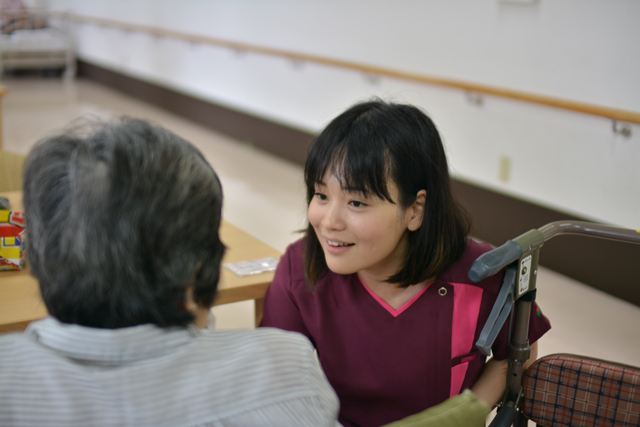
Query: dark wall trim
[{"left": 78, "top": 60, "right": 640, "bottom": 307}]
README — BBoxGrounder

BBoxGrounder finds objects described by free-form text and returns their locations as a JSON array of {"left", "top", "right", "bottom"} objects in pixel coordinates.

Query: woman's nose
[{"left": 322, "top": 203, "right": 346, "bottom": 231}]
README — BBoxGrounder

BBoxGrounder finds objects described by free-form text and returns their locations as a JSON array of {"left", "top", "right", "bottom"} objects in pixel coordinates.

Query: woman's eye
[
  {"left": 314, "top": 192, "right": 327, "bottom": 201},
  {"left": 350, "top": 200, "right": 367, "bottom": 208}
]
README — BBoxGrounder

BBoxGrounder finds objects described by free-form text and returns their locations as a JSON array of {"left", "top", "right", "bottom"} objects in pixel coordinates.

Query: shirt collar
[{"left": 25, "top": 316, "right": 213, "bottom": 365}]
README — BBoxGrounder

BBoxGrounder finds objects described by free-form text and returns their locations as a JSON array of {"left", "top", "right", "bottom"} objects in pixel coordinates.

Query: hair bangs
[{"left": 305, "top": 123, "right": 395, "bottom": 204}]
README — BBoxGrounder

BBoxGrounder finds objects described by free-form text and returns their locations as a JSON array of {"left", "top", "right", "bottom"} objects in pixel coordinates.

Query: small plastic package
[
  {"left": 223, "top": 257, "right": 279, "bottom": 277},
  {"left": 0, "top": 210, "right": 26, "bottom": 271}
]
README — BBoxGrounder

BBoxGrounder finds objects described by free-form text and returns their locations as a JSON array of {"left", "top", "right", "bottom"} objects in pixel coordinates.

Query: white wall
[{"left": 44, "top": 0, "right": 640, "bottom": 229}]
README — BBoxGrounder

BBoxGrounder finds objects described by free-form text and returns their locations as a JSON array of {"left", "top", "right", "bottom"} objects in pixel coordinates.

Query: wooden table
[{"left": 0, "top": 191, "right": 281, "bottom": 333}]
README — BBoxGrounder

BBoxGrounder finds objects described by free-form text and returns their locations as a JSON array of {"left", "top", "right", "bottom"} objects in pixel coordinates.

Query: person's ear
[
  {"left": 183, "top": 262, "right": 202, "bottom": 312},
  {"left": 184, "top": 285, "right": 211, "bottom": 329},
  {"left": 184, "top": 261, "right": 211, "bottom": 329},
  {"left": 184, "top": 285, "right": 199, "bottom": 313},
  {"left": 407, "top": 190, "right": 426, "bottom": 231}
]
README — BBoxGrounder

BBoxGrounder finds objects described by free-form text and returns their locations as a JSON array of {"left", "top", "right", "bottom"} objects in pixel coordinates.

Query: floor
[{"left": 3, "top": 77, "right": 639, "bottom": 370}]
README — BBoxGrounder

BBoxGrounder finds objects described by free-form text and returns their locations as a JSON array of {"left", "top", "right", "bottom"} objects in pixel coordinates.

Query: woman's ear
[{"left": 407, "top": 190, "right": 426, "bottom": 231}]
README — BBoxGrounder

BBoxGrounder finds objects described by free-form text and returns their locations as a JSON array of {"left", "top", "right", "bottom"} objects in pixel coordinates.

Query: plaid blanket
[{"left": 522, "top": 353, "right": 640, "bottom": 427}]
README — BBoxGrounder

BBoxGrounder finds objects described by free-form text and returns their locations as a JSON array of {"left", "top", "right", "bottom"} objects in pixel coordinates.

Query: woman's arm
[
  {"left": 260, "top": 245, "right": 314, "bottom": 340},
  {"left": 470, "top": 341, "right": 539, "bottom": 408}
]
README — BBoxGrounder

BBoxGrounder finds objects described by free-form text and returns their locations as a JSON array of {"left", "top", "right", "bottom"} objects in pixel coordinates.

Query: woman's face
[{"left": 308, "top": 170, "right": 416, "bottom": 281}]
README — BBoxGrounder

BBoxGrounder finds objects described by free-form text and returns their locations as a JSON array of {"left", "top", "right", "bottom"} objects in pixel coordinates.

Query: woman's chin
[{"left": 325, "top": 260, "right": 358, "bottom": 276}]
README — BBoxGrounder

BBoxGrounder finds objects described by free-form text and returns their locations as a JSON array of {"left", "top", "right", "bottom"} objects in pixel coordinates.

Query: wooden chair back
[{"left": 0, "top": 150, "right": 26, "bottom": 192}]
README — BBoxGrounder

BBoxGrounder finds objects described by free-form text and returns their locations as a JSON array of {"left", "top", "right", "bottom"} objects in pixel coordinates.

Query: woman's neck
[{"left": 358, "top": 271, "right": 431, "bottom": 310}]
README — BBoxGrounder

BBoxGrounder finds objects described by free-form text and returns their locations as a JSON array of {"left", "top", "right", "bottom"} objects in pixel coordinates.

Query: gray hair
[{"left": 23, "top": 117, "right": 225, "bottom": 328}]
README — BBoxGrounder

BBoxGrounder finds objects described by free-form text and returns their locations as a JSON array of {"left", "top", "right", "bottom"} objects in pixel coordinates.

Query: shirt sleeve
[
  {"left": 301, "top": 341, "right": 341, "bottom": 427},
  {"left": 260, "top": 246, "right": 314, "bottom": 342},
  {"left": 491, "top": 300, "right": 551, "bottom": 361}
]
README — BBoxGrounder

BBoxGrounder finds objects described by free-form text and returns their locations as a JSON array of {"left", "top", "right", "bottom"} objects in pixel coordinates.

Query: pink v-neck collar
[{"left": 358, "top": 278, "right": 433, "bottom": 317}]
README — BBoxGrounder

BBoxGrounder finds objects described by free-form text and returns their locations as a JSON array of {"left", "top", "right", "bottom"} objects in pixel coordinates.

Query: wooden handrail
[{"left": 56, "top": 12, "right": 640, "bottom": 125}]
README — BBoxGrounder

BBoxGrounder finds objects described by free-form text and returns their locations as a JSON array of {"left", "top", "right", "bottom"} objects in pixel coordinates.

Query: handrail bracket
[{"left": 612, "top": 120, "right": 632, "bottom": 138}]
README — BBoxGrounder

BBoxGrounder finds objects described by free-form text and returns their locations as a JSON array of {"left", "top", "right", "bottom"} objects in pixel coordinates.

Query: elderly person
[
  {"left": 0, "top": 117, "right": 489, "bottom": 427},
  {"left": 0, "top": 118, "right": 340, "bottom": 426}
]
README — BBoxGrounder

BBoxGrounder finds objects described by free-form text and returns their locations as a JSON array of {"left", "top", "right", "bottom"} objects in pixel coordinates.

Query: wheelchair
[{"left": 469, "top": 221, "right": 640, "bottom": 427}]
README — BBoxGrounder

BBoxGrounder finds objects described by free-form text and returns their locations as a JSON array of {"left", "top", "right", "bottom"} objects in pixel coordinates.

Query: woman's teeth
[{"left": 327, "top": 240, "right": 353, "bottom": 247}]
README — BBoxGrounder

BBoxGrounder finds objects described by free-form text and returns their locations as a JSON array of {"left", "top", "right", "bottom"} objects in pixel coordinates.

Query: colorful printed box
[{"left": 0, "top": 210, "right": 26, "bottom": 271}]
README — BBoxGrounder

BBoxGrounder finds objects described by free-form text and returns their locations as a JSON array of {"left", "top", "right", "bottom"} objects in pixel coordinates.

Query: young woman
[{"left": 261, "top": 100, "right": 551, "bottom": 427}]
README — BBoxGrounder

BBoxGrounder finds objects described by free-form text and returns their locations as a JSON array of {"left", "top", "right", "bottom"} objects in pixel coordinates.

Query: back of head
[{"left": 23, "top": 117, "right": 225, "bottom": 328}]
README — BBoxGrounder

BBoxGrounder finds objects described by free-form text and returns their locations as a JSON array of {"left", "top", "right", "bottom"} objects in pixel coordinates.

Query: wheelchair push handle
[
  {"left": 468, "top": 240, "right": 522, "bottom": 283},
  {"left": 469, "top": 221, "right": 640, "bottom": 283},
  {"left": 469, "top": 228, "right": 544, "bottom": 283}
]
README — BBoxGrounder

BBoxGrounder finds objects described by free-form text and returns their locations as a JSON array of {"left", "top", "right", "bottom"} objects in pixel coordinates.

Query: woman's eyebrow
[{"left": 344, "top": 188, "right": 368, "bottom": 198}]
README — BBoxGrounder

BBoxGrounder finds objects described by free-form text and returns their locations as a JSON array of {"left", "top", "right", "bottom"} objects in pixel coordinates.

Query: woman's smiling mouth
[
  {"left": 324, "top": 239, "right": 355, "bottom": 254},
  {"left": 327, "top": 240, "right": 354, "bottom": 247}
]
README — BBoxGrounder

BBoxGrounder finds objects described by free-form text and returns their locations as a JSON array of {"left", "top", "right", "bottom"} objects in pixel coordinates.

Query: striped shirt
[{"left": 0, "top": 316, "right": 340, "bottom": 427}]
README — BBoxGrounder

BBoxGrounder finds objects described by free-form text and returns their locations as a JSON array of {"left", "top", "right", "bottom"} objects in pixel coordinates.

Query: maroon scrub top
[{"left": 261, "top": 238, "right": 551, "bottom": 427}]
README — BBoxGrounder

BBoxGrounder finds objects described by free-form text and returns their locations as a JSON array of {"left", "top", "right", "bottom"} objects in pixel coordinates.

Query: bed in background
[{"left": 0, "top": 4, "right": 75, "bottom": 78}]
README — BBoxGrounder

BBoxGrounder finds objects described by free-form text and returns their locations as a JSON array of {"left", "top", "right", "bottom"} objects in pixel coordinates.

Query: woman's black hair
[{"left": 303, "top": 99, "right": 471, "bottom": 288}]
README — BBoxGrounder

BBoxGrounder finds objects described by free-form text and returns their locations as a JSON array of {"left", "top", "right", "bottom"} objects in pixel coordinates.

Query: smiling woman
[
  {"left": 309, "top": 172, "right": 427, "bottom": 310},
  {"left": 260, "top": 100, "right": 551, "bottom": 427},
  {"left": 309, "top": 173, "right": 416, "bottom": 281}
]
